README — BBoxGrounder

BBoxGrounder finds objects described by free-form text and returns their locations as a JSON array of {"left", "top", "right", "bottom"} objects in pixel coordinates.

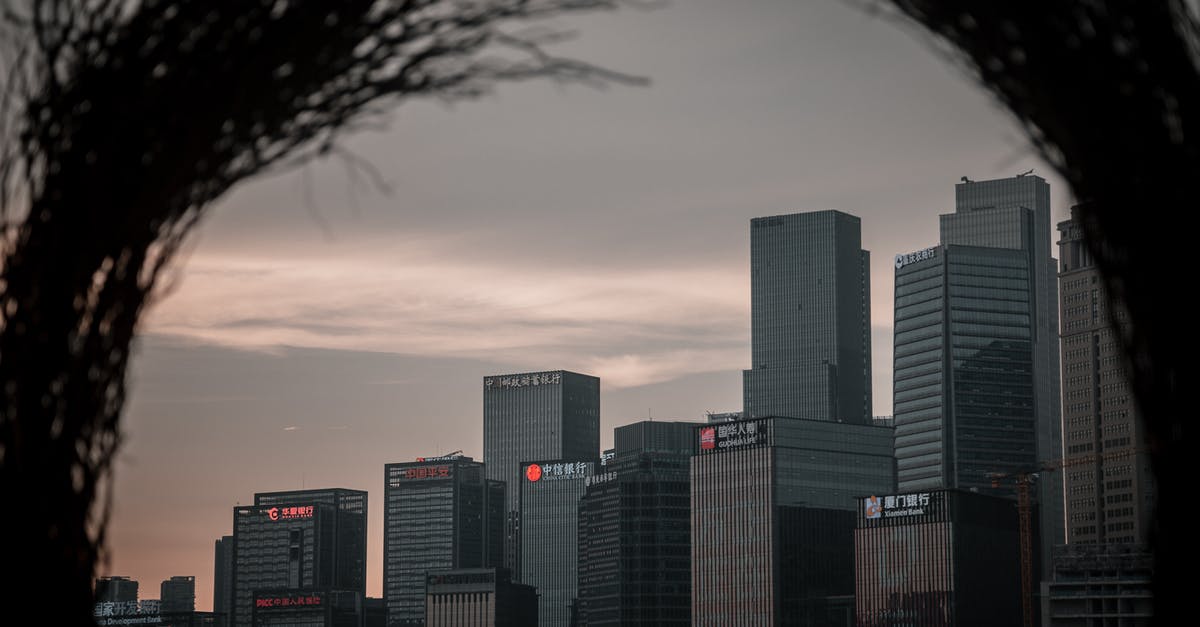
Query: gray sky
[{"left": 108, "top": 0, "right": 1070, "bottom": 610}]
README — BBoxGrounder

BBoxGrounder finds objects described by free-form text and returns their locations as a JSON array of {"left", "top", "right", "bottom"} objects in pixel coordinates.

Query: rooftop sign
[{"left": 895, "top": 247, "right": 938, "bottom": 269}]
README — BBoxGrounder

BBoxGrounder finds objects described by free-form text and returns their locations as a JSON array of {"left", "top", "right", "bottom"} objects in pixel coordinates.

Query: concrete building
[
  {"left": 483, "top": 370, "right": 600, "bottom": 575},
  {"left": 743, "top": 211, "right": 873, "bottom": 423},
  {"left": 1057, "top": 212, "right": 1154, "bottom": 544},
  {"left": 424, "top": 568, "right": 537, "bottom": 627},
  {"left": 383, "top": 455, "right": 504, "bottom": 626},
  {"left": 1041, "top": 543, "right": 1153, "bottom": 626}
]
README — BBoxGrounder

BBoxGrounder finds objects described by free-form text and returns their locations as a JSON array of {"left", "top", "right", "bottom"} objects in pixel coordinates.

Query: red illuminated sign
[
  {"left": 256, "top": 594, "right": 323, "bottom": 609},
  {"left": 266, "top": 505, "right": 314, "bottom": 521},
  {"left": 526, "top": 464, "right": 543, "bottom": 482},
  {"left": 404, "top": 465, "right": 450, "bottom": 480},
  {"left": 699, "top": 427, "right": 716, "bottom": 450}
]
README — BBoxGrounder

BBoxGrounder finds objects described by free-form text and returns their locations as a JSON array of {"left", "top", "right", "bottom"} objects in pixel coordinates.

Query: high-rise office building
[
  {"left": 160, "top": 576, "right": 196, "bottom": 615},
  {"left": 691, "top": 415, "right": 895, "bottom": 625},
  {"left": 892, "top": 174, "right": 1063, "bottom": 574},
  {"left": 254, "top": 488, "right": 368, "bottom": 592},
  {"left": 214, "top": 535, "right": 234, "bottom": 618},
  {"left": 742, "top": 211, "right": 872, "bottom": 423},
  {"left": 230, "top": 488, "right": 367, "bottom": 626},
  {"left": 383, "top": 455, "right": 505, "bottom": 626},
  {"left": 893, "top": 243, "right": 1035, "bottom": 492},
  {"left": 519, "top": 459, "right": 595, "bottom": 627},
  {"left": 1057, "top": 212, "right": 1154, "bottom": 545},
  {"left": 577, "top": 421, "right": 696, "bottom": 626},
  {"left": 483, "top": 370, "right": 600, "bottom": 574}
]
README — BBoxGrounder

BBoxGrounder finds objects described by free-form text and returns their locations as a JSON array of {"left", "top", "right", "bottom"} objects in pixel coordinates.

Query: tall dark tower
[
  {"left": 482, "top": 370, "right": 599, "bottom": 576},
  {"left": 382, "top": 455, "right": 505, "bottom": 626},
  {"left": 742, "top": 210, "right": 872, "bottom": 423}
]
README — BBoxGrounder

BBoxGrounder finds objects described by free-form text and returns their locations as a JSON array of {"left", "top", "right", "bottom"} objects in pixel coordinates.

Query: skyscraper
[
  {"left": 892, "top": 174, "right": 1063, "bottom": 574},
  {"left": 743, "top": 211, "right": 872, "bottom": 423},
  {"left": 482, "top": 369, "right": 600, "bottom": 574},
  {"left": 231, "top": 488, "right": 367, "bottom": 626},
  {"left": 577, "top": 421, "right": 696, "bottom": 626},
  {"left": 1057, "top": 211, "right": 1154, "bottom": 546},
  {"left": 520, "top": 459, "right": 595, "bottom": 627},
  {"left": 383, "top": 455, "right": 505, "bottom": 626}
]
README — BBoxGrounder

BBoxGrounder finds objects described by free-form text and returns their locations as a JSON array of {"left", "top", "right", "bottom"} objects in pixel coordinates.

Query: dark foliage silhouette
[
  {"left": 883, "top": 0, "right": 1198, "bottom": 620},
  {"left": 0, "top": 1, "right": 638, "bottom": 623}
]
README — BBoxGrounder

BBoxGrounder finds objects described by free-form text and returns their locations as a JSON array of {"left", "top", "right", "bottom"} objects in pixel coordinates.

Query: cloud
[{"left": 143, "top": 244, "right": 749, "bottom": 389}]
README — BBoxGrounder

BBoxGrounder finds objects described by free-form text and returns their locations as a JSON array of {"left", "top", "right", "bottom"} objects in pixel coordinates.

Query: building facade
[
  {"left": 383, "top": 456, "right": 505, "bottom": 626},
  {"left": 691, "top": 415, "right": 894, "bottom": 625},
  {"left": 161, "top": 576, "right": 196, "bottom": 615},
  {"left": 519, "top": 459, "right": 595, "bottom": 627},
  {"left": 1057, "top": 213, "right": 1154, "bottom": 545},
  {"left": 483, "top": 370, "right": 600, "bottom": 574},
  {"left": 943, "top": 175, "right": 1064, "bottom": 559},
  {"left": 253, "top": 488, "right": 368, "bottom": 594},
  {"left": 577, "top": 421, "right": 695, "bottom": 626},
  {"left": 214, "top": 536, "right": 234, "bottom": 620},
  {"left": 893, "top": 244, "right": 1037, "bottom": 494},
  {"left": 893, "top": 174, "right": 1064, "bottom": 573},
  {"left": 742, "top": 211, "right": 873, "bottom": 423},
  {"left": 231, "top": 488, "right": 367, "bottom": 626},
  {"left": 1040, "top": 543, "right": 1153, "bottom": 626},
  {"left": 96, "top": 576, "right": 139, "bottom": 603},
  {"left": 424, "top": 568, "right": 538, "bottom": 627},
  {"left": 854, "top": 489, "right": 1022, "bottom": 627}
]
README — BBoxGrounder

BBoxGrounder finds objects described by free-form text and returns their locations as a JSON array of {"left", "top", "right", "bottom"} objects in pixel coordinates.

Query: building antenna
[{"left": 648, "top": 408, "right": 653, "bottom": 422}]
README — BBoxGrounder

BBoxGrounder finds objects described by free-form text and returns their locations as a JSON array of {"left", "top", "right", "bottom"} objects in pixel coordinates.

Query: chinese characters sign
[
  {"left": 697, "top": 419, "right": 768, "bottom": 453},
  {"left": 863, "top": 492, "right": 933, "bottom": 520},
  {"left": 894, "top": 246, "right": 938, "bottom": 269},
  {"left": 267, "top": 505, "right": 314, "bottom": 521},
  {"left": 255, "top": 594, "right": 323, "bottom": 609},
  {"left": 526, "top": 461, "right": 590, "bottom": 481},
  {"left": 586, "top": 471, "right": 617, "bottom": 487},
  {"left": 404, "top": 465, "right": 451, "bottom": 480},
  {"left": 485, "top": 372, "right": 561, "bottom": 389}
]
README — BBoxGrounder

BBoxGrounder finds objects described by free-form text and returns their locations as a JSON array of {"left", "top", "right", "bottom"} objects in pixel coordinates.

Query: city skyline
[{"left": 106, "top": 0, "right": 1072, "bottom": 612}]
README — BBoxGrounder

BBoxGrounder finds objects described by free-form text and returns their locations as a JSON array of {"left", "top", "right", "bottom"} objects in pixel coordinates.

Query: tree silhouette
[
  {"left": 884, "top": 1, "right": 1197, "bottom": 620},
  {"left": 0, "top": 1, "right": 639, "bottom": 623}
]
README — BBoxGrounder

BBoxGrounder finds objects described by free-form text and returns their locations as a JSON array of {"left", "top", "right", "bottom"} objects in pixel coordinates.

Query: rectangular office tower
[
  {"left": 743, "top": 211, "right": 872, "bottom": 423},
  {"left": 483, "top": 370, "right": 600, "bottom": 573},
  {"left": 1057, "top": 213, "right": 1154, "bottom": 545},
  {"left": 577, "top": 421, "right": 696, "bottom": 626},
  {"left": 383, "top": 455, "right": 505, "bottom": 626},
  {"left": 231, "top": 488, "right": 367, "bottom": 626},
  {"left": 893, "top": 174, "right": 1063, "bottom": 569},
  {"left": 854, "top": 489, "right": 1022, "bottom": 627},
  {"left": 519, "top": 459, "right": 595, "bottom": 627},
  {"left": 691, "top": 416, "right": 894, "bottom": 626}
]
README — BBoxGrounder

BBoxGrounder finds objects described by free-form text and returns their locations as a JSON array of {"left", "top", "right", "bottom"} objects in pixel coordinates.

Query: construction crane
[{"left": 987, "top": 447, "right": 1144, "bottom": 627}]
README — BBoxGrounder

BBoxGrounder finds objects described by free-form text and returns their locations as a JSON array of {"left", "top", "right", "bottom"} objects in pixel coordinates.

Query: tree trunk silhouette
[
  {"left": 0, "top": 2, "right": 638, "bottom": 624},
  {"left": 885, "top": 1, "right": 1196, "bottom": 621}
]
